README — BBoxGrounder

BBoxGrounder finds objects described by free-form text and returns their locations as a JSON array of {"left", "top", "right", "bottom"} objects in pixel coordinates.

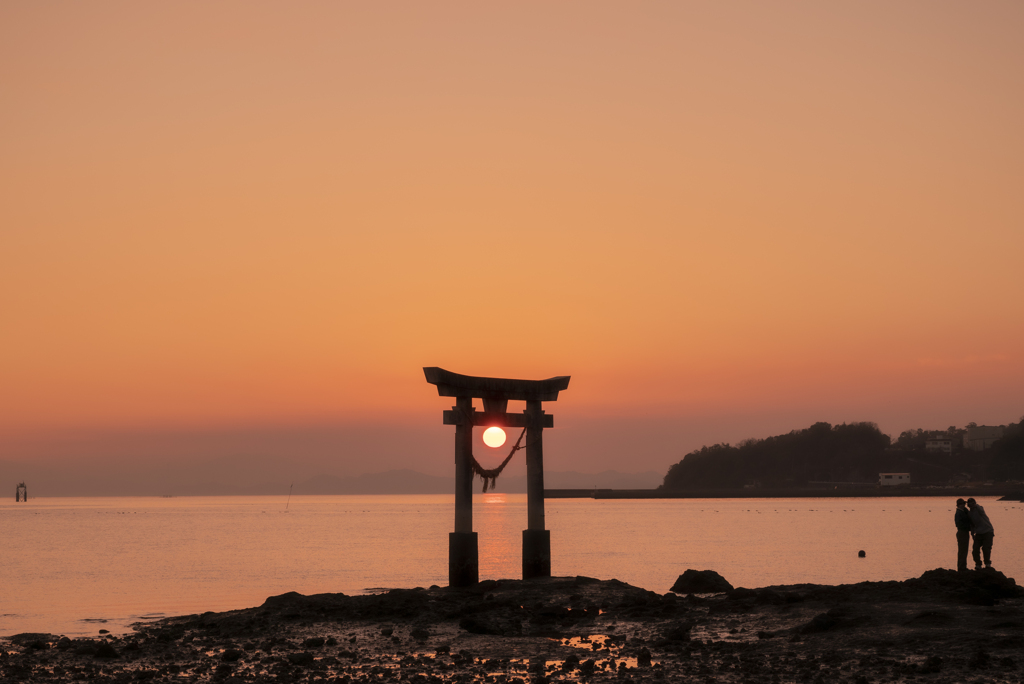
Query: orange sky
[{"left": 2, "top": 2, "right": 1022, "bottom": 483}]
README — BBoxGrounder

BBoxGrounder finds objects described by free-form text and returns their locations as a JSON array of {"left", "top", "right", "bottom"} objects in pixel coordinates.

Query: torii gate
[{"left": 424, "top": 367, "right": 570, "bottom": 587}]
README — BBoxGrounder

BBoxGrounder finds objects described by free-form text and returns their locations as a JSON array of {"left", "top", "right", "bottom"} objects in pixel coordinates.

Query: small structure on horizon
[
  {"left": 879, "top": 472, "right": 911, "bottom": 487},
  {"left": 424, "top": 367, "right": 570, "bottom": 587},
  {"left": 964, "top": 425, "right": 1005, "bottom": 451},
  {"left": 15, "top": 482, "right": 27, "bottom": 502}
]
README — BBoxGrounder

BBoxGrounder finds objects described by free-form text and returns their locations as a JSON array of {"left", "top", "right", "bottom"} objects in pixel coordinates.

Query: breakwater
[{"left": 546, "top": 486, "right": 1024, "bottom": 499}]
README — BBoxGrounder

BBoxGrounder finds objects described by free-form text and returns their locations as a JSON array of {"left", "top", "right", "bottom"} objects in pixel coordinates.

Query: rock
[
  {"left": 753, "top": 589, "right": 786, "bottom": 605},
  {"left": 287, "top": 651, "right": 316, "bottom": 666},
  {"left": 906, "top": 610, "right": 954, "bottom": 626},
  {"left": 670, "top": 570, "right": 733, "bottom": 594},
  {"left": 302, "top": 637, "right": 326, "bottom": 648},
  {"left": 858, "top": 550, "right": 866, "bottom": 557},
  {"left": 907, "top": 568, "right": 1024, "bottom": 605},
  {"left": 969, "top": 647, "right": 990, "bottom": 670},
  {"left": 800, "top": 607, "right": 869, "bottom": 634},
  {"left": 637, "top": 646, "right": 652, "bottom": 667},
  {"left": 221, "top": 648, "right": 243, "bottom": 662},
  {"left": 474, "top": 579, "right": 500, "bottom": 593},
  {"left": 8, "top": 633, "right": 55, "bottom": 648},
  {"left": 94, "top": 642, "right": 119, "bottom": 659},
  {"left": 802, "top": 612, "right": 840, "bottom": 633},
  {"left": 727, "top": 587, "right": 758, "bottom": 601},
  {"left": 661, "top": 622, "right": 693, "bottom": 642},
  {"left": 919, "top": 655, "right": 943, "bottom": 673},
  {"left": 459, "top": 616, "right": 504, "bottom": 635}
]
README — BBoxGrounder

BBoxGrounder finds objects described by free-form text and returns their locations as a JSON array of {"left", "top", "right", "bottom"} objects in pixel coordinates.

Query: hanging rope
[{"left": 471, "top": 427, "right": 527, "bottom": 492}]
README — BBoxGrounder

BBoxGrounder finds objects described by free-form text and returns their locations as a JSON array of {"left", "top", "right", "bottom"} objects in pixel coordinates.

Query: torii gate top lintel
[{"left": 423, "top": 367, "right": 570, "bottom": 403}]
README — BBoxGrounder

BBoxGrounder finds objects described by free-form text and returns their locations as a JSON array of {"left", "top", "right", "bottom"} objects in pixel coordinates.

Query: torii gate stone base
[{"left": 424, "top": 367, "right": 570, "bottom": 587}]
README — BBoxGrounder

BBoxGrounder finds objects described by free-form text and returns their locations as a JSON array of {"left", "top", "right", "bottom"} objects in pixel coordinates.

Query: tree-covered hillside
[
  {"left": 990, "top": 419, "right": 1024, "bottom": 481},
  {"left": 662, "top": 418, "right": 1024, "bottom": 489},
  {"left": 662, "top": 422, "right": 891, "bottom": 490}
]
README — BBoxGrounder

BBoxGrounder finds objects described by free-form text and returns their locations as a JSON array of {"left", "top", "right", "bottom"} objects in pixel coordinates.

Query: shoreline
[
  {"left": 546, "top": 486, "right": 1024, "bottom": 500},
  {"left": 4, "top": 570, "right": 1022, "bottom": 683}
]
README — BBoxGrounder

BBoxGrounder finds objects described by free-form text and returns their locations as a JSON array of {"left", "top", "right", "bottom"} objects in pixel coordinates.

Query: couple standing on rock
[{"left": 954, "top": 498, "right": 995, "bottom": 572}]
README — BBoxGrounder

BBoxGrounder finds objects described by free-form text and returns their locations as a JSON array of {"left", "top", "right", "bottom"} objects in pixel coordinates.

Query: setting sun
[{"left": 482, "top": 427, "right": 506, "bottom": 448}]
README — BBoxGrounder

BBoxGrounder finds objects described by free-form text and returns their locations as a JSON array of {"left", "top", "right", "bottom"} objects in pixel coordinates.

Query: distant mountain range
[
  {"left": 289, "top": 469, "right": 663, "bottom": 495},
  {"left": 0, "top": 462, "right": 663, "bottom": 499}
]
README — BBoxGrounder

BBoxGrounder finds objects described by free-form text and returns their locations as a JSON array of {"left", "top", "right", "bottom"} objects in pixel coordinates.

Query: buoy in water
[{"left": 858, "top": 550, "right": 866, "bottom": 558}]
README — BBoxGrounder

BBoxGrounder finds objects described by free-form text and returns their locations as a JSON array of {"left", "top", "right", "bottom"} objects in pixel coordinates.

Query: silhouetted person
[
  {"left": 967, "top": 498, "right": 994, "bottom": 569},
  {"left": 954, "top": 498, "right": 971, "bottom": 572}
]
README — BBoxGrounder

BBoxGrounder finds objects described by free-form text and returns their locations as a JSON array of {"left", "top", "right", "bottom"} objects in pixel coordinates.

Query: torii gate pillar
[
  {"left": 424, "top": 367, "right": 570, "bottom": 586},
  {"left": 523, "top": 399, "right": 550, "bottom": 579},
  {"left": 451, "top": 395, "right": 476, "bottom": 586}
]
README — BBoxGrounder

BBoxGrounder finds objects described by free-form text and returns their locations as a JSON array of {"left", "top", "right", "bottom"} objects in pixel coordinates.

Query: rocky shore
[{"left": 3, "top": 569, "right": 1022, "bottom": 683}]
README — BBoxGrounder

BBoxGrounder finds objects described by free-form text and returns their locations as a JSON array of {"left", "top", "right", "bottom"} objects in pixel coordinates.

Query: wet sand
[{"left": 3, "top": 569, "right": 1022, "bottom": 683}]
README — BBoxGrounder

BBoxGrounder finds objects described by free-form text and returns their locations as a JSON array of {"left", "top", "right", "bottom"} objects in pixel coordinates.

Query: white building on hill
[
  {"left": 964, "top": 426, "right": 1005, "bottom": 451},
  {"left": 879, "top": 472, "right": 911, "bottom": 486}
]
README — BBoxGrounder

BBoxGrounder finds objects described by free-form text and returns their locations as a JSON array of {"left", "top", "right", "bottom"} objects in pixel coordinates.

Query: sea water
[{"left": 1, "top": 494, "right": 1020, "bottom": 637}]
